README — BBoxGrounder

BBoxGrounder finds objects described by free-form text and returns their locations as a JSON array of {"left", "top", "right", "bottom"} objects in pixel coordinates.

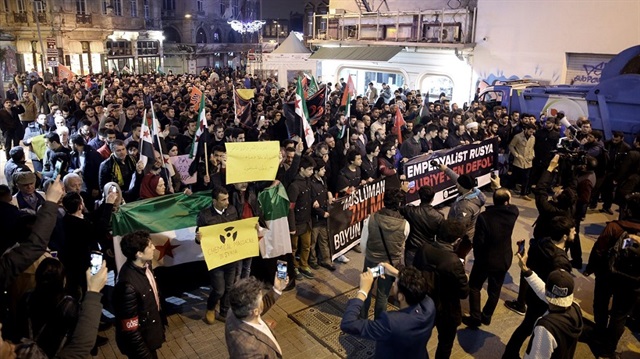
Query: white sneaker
[{"left": 336, "top": 255, "right": 350, "bottom": 263}]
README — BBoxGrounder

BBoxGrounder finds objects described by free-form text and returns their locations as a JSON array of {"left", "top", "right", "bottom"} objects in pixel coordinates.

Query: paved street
[
  {"left": 1, "top": 153, "right": 638, "bottom": 358},
  {"left": 94, "top": 192, "right": 640, "bottom": 359}
]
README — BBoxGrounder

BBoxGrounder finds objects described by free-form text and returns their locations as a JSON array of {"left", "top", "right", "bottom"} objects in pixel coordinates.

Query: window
[
  {"left": 113, "top": 0, "right": 122, "bottom": 16},
  {"left": 220, "top": 0, "right": 227, "bottom": 15},
  {"left": 136, "top": 41, "right": 158, "bottom": 56},
  {"left": 130, "top": 0, "right": 137, "bottom": 17},
  {"left": 143, "top": 0, "right": 149, "bottom": 19},
  {"left": 16, "top": 0, "right": 26, "bottom": 13},
  {"left": 162, "top": 0, "right": 174, "bottom": 11},
  {"left": 106, "top": 40, "right": 133, "bottom": 56},
  {"left": 34, "top": 0, "right": 46, "bottom": 13},
  {"left": 102, "top": 0, "right": 108, "bottom": 14},
  {"left": 232, "top": 0, "right": 238, "bottom": 18},
  {"left": 76, "top": 0, "right": 87, "bottom": 14},
  {"left": 197, "top": 0, "right": 203, "bottom": 12}
]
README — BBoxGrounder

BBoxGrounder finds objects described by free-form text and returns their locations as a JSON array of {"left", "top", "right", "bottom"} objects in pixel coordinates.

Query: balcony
[
  {"left": 33, "top": 12, "right": 47, "bottom": 23},
  {"left": 76, "top": 13, "right": 92, "bottom": 24},
  {"left": 308, "top": 9, "right": 476, "bottom": 50},
  {"left": 13, "top": 12, "right": 27, "bottom": 23}
]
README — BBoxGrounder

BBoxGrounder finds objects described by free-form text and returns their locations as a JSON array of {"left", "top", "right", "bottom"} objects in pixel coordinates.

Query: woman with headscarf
[{"left": 139, "top": 172, "right": 166, "bottom": 199}]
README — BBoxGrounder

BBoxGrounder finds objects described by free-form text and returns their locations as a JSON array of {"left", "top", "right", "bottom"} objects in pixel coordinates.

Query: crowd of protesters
[{"left": 0, "top": 67, "right": 638, "bottom": 359}]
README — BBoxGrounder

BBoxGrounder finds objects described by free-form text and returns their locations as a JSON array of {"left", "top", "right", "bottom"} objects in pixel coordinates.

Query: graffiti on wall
[
  {"left": 476, "top": 66, "right": 561, "bottom": 92},
  {"left": 570, "top": 62, "right": 606, "bottom": 85}
]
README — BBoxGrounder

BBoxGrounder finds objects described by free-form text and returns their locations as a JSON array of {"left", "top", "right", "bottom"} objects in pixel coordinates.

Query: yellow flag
[
  {"left": 225, "top": 141, "right": 280, "bottom": 184},
  {"left": 30, "top": 134, "right": 46, "bottom": 160},
  {"left": 199, "top": 217, "right": 259, "bottom": 270},
  {"left": 236, "top": 88, "right": 255, "bottom": 100}
]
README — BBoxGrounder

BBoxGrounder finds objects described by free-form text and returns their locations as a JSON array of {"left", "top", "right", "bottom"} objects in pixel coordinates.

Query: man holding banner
[{"left": 196, "top": 186, "right": 239, "bottom": 325}]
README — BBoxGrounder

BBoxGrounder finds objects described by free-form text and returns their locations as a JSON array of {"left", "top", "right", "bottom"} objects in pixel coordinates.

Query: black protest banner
[
  {"left": 403, "top": 138, "right": 499, "bottom": 205},
  {"left": 328, "top": 177, "right": 386, "bottom": 260}
]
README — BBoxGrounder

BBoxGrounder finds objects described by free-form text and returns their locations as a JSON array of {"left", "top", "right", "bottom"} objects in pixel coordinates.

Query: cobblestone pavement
[
  {"left": 1, "top": 153, "right": 638, "bottom": 358},
  {"left": 95, "top": 193, "right": 640, "bottom": 359}
]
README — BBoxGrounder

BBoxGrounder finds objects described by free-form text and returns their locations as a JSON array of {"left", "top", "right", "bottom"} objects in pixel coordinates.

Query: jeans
[
  {"left": 206, "top": 262, "right": 237, "bottom": 314},
  {"left": 291, "top": 228, "right": 311, "bottom": 270},
  {"left": 468, "top": 266, "right": 507, "bottom": 321},
  {"left": 502, "top": 291, "right": 548, "bottom": 359},
  {"left": 235, "top": 257, "right": 252, "bottom": 281},
  {"left": 512, "top": 166, "right": 532, "bottom": 195},
  {"left": 310, "top": 226, "right": 331, "bottom": 265},
  {"left": 360, "top": 258, "right": 395, "bottom": 320}
]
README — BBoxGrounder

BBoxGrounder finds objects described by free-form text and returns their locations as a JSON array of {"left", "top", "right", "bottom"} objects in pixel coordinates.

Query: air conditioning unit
[{"left": 330, "top": 8, "right": 346, "bottom": 15}]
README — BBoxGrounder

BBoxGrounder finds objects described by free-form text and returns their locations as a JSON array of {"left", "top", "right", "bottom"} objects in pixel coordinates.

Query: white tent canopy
[
  {"left": 253, "top": 32, "right": 317, "bottom": 87},
  {"left": 272, "top": 32, "right": 310, "bottom": 54}
]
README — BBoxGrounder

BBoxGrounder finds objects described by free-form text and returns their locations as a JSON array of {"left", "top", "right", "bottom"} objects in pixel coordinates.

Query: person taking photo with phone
[{"left": 340, "top": 263, "right": 435, "bottom": 359}]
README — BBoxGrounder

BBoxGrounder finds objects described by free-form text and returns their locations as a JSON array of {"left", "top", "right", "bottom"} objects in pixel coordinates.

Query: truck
[{"left": 478, "top": 45, "right": 640, "bottom": 140}]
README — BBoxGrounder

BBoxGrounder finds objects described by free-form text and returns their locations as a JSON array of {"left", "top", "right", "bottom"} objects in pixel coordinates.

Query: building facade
[{"left": 0, "top": 0, "right": 164, "bottom": 77}]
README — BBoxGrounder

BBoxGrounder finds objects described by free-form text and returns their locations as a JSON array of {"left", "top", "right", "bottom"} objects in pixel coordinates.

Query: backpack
[{"left": 608, "top": 224, "right": 640, "bottom": 284}]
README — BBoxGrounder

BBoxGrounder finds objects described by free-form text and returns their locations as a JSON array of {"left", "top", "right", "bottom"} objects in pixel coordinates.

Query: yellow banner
[
  {"left": 225, "top": 141, "right": 280, "bottom": 184},
  {"left": 199, "top": 217, "right": 259, "bottom": 270}
]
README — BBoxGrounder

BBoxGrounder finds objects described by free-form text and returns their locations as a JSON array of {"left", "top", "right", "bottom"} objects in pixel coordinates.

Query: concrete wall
[{"left": 473, "top": 0, "right": 640, "bottom": 87}]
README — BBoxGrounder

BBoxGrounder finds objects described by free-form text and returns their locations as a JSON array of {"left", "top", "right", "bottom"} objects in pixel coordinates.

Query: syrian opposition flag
[
  {"left": 139, "top": 109, "right": 157, "bottom": 173},
  {"left": 189, "top": 94, "right": 207, "bottom": 158},
  {"left": 394, "top": 106, "right": 407, "bottom": 144},
  {"left": 258, "top": 184, "right": 293, "bottom": 258},
  {"left": 340, "top": 74, "right": 356, "bottom": 117},
  {"left": 112, "top": 192, "right": 212, "bottom": 271},
  {"left": 295, "top": 77, "right": 314, "bottom": 147}
]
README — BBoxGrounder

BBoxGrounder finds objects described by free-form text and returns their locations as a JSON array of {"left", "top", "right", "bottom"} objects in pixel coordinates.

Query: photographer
[{"left": 505, "top": 154, "right": 576, "bottom": 316}]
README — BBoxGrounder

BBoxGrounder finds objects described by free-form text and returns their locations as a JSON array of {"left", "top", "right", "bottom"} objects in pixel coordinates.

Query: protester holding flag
[{"left": 98, "top": 139, "right": 144, "bottom": 200}]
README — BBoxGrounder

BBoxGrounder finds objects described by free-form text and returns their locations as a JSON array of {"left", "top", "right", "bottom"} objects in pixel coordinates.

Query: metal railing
[
  {"left": 76, "top": 13, "right": 92, "bottom": 24},
  {"left": 309, "top": 8, "right": 476, "bottom": 45}
]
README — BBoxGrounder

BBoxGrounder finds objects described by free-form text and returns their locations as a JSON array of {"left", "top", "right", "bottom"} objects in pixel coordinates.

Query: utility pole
[{"left": 33, "top": 0, "right": 47, "bottom": 73}]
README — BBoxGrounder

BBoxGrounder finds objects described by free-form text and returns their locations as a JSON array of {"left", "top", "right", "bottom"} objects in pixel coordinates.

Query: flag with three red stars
[
  {"left": 295, "top": 76, "right": 314, "bottom": 147},
  {"left": 111, "top": 191, "right": 212, "bottom": 270}
]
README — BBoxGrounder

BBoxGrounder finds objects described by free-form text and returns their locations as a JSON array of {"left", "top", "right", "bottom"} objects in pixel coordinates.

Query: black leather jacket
[
  {"left": 400, "top": 204, "right": 445, "bottom": 252},
  {"left": 114, "top": 261, "right": 166, "bottom": 358}
]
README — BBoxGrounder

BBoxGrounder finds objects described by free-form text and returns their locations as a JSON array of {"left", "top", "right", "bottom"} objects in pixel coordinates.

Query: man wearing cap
[
  {"left": 516, "top": 257, "right": 583, "bottom": 359},
  {"left": 503, "top": 216, "right": 574, "bottom": 359},
  {"left": 435, "top": 163, "right": 486, "bottom": 260},
  {"left": 11, "top": 171, "right": 46, "bottom": 211},
  {"left": 4, "top": 147, "right": 31, "bottom": 193}
]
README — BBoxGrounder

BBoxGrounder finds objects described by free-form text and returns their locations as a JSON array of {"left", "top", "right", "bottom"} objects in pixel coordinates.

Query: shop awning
[{"left": 309, "top": 46, "right": 403, "bottom": 61}]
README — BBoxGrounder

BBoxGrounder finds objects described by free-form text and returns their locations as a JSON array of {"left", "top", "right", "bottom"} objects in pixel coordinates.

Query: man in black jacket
[
  {"left": 505, "top": 154, "right": 576, "bottom": 315},
  {"left": 0, "top": 99, "right": 25, "bottom": 159},
  {"left": 502, "top": 216, "right": 575, "bottom": 359},
  {"left": 463, "top": 186, "right": 519, "bottom": 328},
  {"left": 413, "top": 219, "right": 469, "bottom": 359},
  {"left": 69, "top": 133, "right": 104, "bottom": 199},
  {"left": 400, "top": 185, "right": 444, "bottom": 266},
  {"left": 196, "top": 186, "right": 239, "bottom": 325},
  {"left": 114, "top": 230, "right": 165, "bottom": 359},
  {"left": 287, "top": 156, "right": 316, "bottom": 280},
  {"left": 531, "top": 116, "right": 560, "bottom": 185}
]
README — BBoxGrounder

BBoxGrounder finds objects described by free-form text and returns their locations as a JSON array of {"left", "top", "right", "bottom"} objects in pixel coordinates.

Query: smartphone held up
[{"left": 90, "top": 251, "right": 103, "bottom": 275}]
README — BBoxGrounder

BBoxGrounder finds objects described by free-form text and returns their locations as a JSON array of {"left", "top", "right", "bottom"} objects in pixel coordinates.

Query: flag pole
[
  {"left": 139, "top": 109, "right": 147, "bottom": 167},
  {"left": 150, "top": 101, "right": 173, "bottom": 192}
]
